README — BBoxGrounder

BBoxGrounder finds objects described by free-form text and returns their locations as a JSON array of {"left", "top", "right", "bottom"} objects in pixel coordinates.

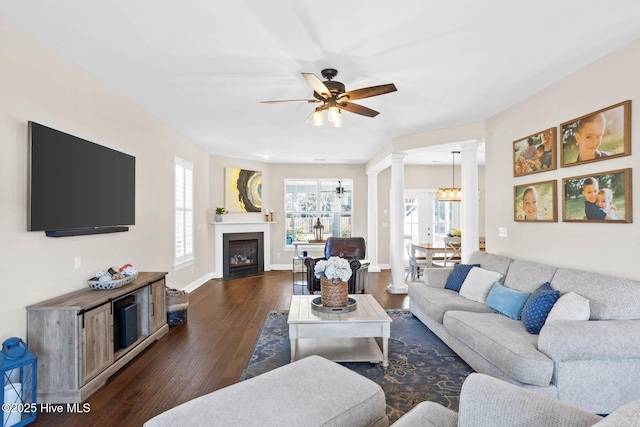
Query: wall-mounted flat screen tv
[{"left": 28, "top": 122, "right": 135, "bottom": 237}]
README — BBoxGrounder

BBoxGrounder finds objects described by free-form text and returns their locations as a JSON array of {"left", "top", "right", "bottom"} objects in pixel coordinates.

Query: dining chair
[
  {"left": 405, "top": 239, "right": 428, "bottom": 281},
  {"left": 443, "top": 237, "right": 462, "bottom": 266}
]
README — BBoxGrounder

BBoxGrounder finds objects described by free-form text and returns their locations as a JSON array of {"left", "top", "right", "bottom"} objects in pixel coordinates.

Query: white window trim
[
  {"left": 174, "top": 157, "right": 195, "bottom": 270},
  {"left": 284, "top": 178, "right": 353, "bottom": 247}
]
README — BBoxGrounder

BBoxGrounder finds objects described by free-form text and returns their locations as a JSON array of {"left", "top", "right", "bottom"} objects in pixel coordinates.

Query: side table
[{"left": 292, "top": 256, "right": 308, "bottom": 295}]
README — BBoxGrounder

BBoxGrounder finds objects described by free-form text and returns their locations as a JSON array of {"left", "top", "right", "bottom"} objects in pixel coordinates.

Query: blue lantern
[{"left": 1, "top": 337, "right": 37, "bottom": 427}]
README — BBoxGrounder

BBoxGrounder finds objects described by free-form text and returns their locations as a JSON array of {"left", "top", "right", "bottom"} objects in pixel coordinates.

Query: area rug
[{"left": 240, "top": 310, "right": 474, "bottom": 423}]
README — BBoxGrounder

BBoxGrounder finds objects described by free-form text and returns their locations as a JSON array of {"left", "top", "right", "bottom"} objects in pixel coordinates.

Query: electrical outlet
[
  {"left": 74, "top": 256, "right": 81, "bottom": 269},
  {"left": 498, "top": 227, "right": 508, "bottom": 237},
  {"left": 276, "top": 252, "right": 281, "bottom": 258}
]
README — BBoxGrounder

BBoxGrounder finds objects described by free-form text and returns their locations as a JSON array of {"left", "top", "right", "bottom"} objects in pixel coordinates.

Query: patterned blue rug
[{"left": 240, "top": 310, "right": 474, "bottom": 423}]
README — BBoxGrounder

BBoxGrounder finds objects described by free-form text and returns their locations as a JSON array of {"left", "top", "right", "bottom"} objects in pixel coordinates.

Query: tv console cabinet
[{"left": 26, "top": 271, "right": 169, "bottom": 403}]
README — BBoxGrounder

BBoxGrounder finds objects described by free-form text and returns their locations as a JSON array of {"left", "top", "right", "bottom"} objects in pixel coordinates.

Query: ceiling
[{"left": 3, "top": 1, "right": 640, "bottom": 165}]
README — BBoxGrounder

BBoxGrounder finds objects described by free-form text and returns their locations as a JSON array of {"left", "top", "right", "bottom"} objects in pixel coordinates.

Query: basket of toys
[{"left": 88, "top": 264, "right": 138, "bottom": 290}]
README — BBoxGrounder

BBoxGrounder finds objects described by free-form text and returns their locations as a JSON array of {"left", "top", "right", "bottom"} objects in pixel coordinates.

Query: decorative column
[
  {"left": 366, "top": 170, "right": 381, "bottom": 272},
  {"left": 460, "top": 140, "right": 481, "bottom": 263},
  {"left": 387, "top": 153, "right": 408, "bottom": 294}
]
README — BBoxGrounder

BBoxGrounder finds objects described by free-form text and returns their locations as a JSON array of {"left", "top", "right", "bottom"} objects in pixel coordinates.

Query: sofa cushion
[
  {"left": 444, "top": 263, "right": 480, "bottom": 292},
  {"left": 502, "top": 260, "right": 558, "bottom": 294},
  {"left": 545, "top": 292, "right": 590, "bottom": 325},
  {"left": 459, "top": 267, "right": 503, "bottom": 303},
  {"left": 409, "top": 285, "right": 493, "bottom": 324},
  {"left": 485, "top": 282, "right": 530, "bottom": 320},
  {"left": 443, "top": 311, "right": 554, "bottom": 386},
  {"left": 143, "top": 355, "right": 387, "bottom": 427},
  {"left": 468, "top": 252, "right": 513, "bottom": 277},
  {"left": 392, "top": 401, "right": 458, "bottom": 427},
  {"left": 521, "top": 283, "right": 559, "bottom": 334},
  {"left": 551, "top": 268, "right": 640, "bottom": 320}
]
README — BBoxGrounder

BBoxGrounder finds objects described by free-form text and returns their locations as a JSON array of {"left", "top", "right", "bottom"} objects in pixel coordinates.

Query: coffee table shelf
[{"left": 288, "top": 294, "right": 392, "bottom": 367}]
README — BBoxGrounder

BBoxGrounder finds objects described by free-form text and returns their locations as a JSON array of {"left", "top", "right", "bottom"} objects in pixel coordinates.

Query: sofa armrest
[
  {"left": 457, "top": 373, "right": 602, "bottom": 427},
  {"left": 538, "top": 320, "right": 640, "bottom": 361},
  {"left": 421, "top": 267, "right": 452, "bottom": 288}
]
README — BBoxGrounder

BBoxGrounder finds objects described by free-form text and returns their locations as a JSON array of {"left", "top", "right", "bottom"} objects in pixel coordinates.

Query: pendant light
[{"left": 436, "top": 151, "right": 462, "bottom": 202}]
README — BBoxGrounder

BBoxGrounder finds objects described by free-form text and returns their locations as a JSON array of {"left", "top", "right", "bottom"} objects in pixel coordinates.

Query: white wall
[
  {"left": 208, "top": 157, "right": 368, "bottom": 268},
  {"left": 485, "top": 38, "right": 640, "bottom": 279},
  {"left": 0, "top": 18, "right": 211, "bottom": 340}
]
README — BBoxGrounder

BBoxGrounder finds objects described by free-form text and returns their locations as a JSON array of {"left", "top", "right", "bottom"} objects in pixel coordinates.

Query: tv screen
[{"left": 28, "top": 122, "right": 135, "bottom": 236}]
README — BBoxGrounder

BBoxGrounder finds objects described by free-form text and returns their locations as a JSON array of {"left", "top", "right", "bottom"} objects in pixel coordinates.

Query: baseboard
[
  {"left": 180, "top": 273, "right": 215, "bottom": 293},
  {"left": 270, "top": 263, "right": 292, "bottom": 270}
]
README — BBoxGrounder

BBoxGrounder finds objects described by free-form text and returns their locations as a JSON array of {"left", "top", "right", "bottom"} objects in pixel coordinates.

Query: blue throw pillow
[
  {"left": 444, "top": 263, "right": 481, "bottom": 292},
  {"left": 485, "top": 282, "right": 530, "bottom": 320},
  {"left": 521, "top": 282, "right": 560, "bottom": 334}
]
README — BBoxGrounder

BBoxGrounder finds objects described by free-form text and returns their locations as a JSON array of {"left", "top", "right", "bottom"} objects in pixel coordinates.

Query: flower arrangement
[
  {"left": 449, "top": 228, "right": 461, "bottom": 237},
  {"left": 314, "top": 256, "right": 352, "bottom": 282}
]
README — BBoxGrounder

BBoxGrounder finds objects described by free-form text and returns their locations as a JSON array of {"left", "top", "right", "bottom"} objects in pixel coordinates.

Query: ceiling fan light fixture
[
  {"left": 436, "top": 151, "right": 462, "bottom": 202},
  {"left": 328, "top": 107, "right": 342, "bottom": 127},
  {"left": 312, "top": 109, "right": 323, "bottom": 126},
  {"left": 328, "top": 106, "right": 339, "bottom": 123}
]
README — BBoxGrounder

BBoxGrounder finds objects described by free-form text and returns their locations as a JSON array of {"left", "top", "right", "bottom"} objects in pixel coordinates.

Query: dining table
[{"left": 411, "top": 241, "right": 486, "bottom": 270}]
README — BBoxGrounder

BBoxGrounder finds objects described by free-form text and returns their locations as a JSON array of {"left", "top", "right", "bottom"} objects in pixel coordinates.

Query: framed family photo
[
  {"left": 513, "top": 127, "right": 557, "bottom": 177},
  {"left": 562, "top": 168, "right": 632, "bottom": 223},
  {"left": 560, "top": 100, "right": 631, "bottom": 167},
  {"left": 514, "top": 180, "right": 557, "bottom": 222}
]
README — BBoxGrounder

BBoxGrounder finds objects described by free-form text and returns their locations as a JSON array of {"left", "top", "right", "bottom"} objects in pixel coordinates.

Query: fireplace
[
  {"left": 212, "top": 221, "right": 271, "bottom": 279},
  {"left": 223, "top": 232, "right": 264, "bottom": 279}
]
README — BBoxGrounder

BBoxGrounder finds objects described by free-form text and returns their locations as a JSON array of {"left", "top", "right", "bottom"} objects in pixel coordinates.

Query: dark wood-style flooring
[{"left": 34, "top": 269, "right": 407, "bottom": 426}]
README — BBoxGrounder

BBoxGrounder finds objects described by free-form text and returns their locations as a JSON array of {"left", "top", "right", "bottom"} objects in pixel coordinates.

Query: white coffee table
[{"left": 288, "top": 294, "right": 392, "bottom": 368}]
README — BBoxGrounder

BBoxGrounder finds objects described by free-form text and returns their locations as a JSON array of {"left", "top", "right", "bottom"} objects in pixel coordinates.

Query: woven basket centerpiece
[
  {"left": 320, "top": 277, "right": 348, "bottom": 307},
  {"left": 315, "top": 256, "right": 352, "bottom": 308}
]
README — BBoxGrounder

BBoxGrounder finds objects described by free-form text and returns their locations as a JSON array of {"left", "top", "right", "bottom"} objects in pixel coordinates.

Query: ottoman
[{"left": 144, "top": 355, "right": 388, "bottom": 427}]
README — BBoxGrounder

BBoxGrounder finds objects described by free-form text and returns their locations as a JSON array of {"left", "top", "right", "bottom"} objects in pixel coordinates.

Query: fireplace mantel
[{"left": 211, "top": 222, "right": 273, "bottom": 278}]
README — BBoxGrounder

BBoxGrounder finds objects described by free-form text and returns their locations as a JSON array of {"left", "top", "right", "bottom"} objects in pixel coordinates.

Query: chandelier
[{"left": 436, "top": 151, "right": 462, "bottom": 202}]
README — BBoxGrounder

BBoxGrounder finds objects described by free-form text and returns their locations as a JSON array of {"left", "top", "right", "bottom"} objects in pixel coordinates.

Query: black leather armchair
[{"left": 304, "top": 237, "right": 369, "bottom": 294}]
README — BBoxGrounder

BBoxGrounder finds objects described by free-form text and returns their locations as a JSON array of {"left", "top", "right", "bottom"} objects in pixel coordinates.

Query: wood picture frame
[
  {"left": 560, "top": 100, "right": 631, "bottom": 167},
  {"left": 513, "top": 127, "right": 557, "bottom": 177},
  {"left": 514, "top": 180, "right": 557, "bottom": 222},
  {"left": 562, "top": 168, "right": 632, "bottom": 223}
]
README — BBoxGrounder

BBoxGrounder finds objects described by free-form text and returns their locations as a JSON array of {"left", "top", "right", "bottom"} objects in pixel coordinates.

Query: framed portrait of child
[
  {"left": 562, "top": 168, "right": 632, "bottom": 223},
  {"left": 514, "top": 180, "right": 557, "bottom": 222},
  {"left": 513, "top": 127, "right": 557, "bottom": 177},
  {"left": 560, "top": 100, "right": 631, "bottom": 167}
]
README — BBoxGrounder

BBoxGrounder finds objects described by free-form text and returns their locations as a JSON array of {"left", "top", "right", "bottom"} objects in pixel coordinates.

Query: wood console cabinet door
[
  {"left": 81, "top": 302, "right": 114, "bottom": 384},
  {"left": 149, "top": 278, "right": 166, "bottom": 333}
]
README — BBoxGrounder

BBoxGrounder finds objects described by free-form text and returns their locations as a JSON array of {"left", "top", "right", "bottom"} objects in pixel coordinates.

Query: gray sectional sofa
[{"left": 408, "top": 251, "right": 640, "bottom": 415}]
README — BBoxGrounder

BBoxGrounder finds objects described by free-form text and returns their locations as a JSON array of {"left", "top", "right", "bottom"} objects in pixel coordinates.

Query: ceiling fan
[{"left": 260, "top": 68, "right": 397, "bottom": 126}]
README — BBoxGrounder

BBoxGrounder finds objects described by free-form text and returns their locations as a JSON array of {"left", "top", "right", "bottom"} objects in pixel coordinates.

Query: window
[
  {"left": 433, "top": 199, "right": 458, "bottom": 242},
  {"left": 284, "top": 179, "right": 352, "bottom": 244},
  {"left": 174, "top": 157, "right": 194, "bottom": 269}
]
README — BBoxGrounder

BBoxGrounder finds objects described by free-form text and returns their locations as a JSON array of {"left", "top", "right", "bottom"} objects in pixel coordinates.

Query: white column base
[
  {"left": 386, "top": 283, "right": 409, "bottom": 294},
  {"left": 368, "top": 265, "right": 382, "bottom": 273}
]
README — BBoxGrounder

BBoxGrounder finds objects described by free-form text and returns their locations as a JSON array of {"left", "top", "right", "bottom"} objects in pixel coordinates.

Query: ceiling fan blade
[
  {"left": 260, "top": 99, "right": 320, "bottom": 104},
  {"left": 301, "top": 72, "right": 332, "bottom": 99},
  {"left": 339, "top": 101, "right": 379, "bottom": 118},
  {"left": 339, "top": 83, "right": 397, "bottom": 101}
]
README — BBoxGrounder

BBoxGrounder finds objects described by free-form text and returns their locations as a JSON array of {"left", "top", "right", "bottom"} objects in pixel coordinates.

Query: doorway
[{"left": 404, "top": 189, "right": 459, "bottom": 261}]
